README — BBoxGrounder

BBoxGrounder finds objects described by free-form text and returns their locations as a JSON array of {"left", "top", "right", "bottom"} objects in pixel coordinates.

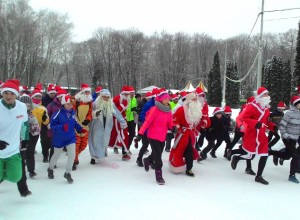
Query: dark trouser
[
  {"left": 196, "top": 129, "right": 206, "bottom": 150},
  {"left": 127, "top": 121, "right": 136, "bottom": 149},
  {"left": 231, "top": 147, "right": 253, "bottom": 169},
  {"left": 17, "top": 150, "right": 29, "bottom": 195},
  {"left": 226, "top": 130, "right": 243, "bottom": 151},
  {"left": 40, "top": 125, "right": 53, "bottom": 159},
  {"left": 165, "top": 133, "right": 174, "bottom": 151},
  {"left": 137, "top": 135, "right": 150, "bottom": 160},
  {"left": 270, "top": 139, "right": 300, "bottom": 175},
  {"left": 184, "top": 139, "right": 194, "bottom": 170},
  {"left": 268, "top": 131, "right": 280, "bottom": 149},
  {"left": 26, "top": 134, "right": 39, "bottom": 173},
  {"left": 212, "top": 133, "right": 231, "bottom": 153},
  {"left": 201, "top": 140, "right": 215, "bottom": 157},
  {"left": 148, "top": 138, "right": 165, "bottom": 170}
]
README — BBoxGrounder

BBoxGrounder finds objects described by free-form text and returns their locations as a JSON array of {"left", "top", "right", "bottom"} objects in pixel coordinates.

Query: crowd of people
[{"left": 0, "top": 78, "right": 300, "bottom": 198}]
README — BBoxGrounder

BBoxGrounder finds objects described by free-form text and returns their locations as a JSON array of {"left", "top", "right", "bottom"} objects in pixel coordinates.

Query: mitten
[
  {"left": 136, "top": 134, "right": 143, "bottom": 142},
  {"left": 95, "top": 110, "right": 101, "bottom": 117},
  {"left": 82, "top": 119, "right": 90, "bottom": 126},
  {"left": 42, "top": 111, "right": 47, "bottom": 122},
  {"left": 0, "top": 140, "right": 9, "bottom": 150},
  {"left": 63, "top": 123, "right": 69, "bottom": 132},
  {"left": 255, "top": 122, "right": 262, "bottom": 129}
]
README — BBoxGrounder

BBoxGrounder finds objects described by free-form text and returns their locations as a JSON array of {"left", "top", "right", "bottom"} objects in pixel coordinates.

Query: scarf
[{"left": 155, "top": 101, "right": 171, "bottom": 112}]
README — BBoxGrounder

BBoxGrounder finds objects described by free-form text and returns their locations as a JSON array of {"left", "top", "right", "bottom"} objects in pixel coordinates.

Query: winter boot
[
  {"left": 136, "top": 158, "right": 143, "bottom": 167},
  {"left": 273, "top": 155, "right": 279, "bottom": 166},
  {"left": 72, "top": 163, "right": 77, "bottom": 171},
  {"left": 113, "top": 147, "right": 119, "bottom": 154},
  {"left": 47, "top": 168, "right": 54, "bottom": 179},
  {"left": 186, "top": 170, "right": 195, "bottom": 177},
  {"left": 29, "top": 172, "right": 37, "bottom": 178},
  {"left": 279, "top": 158, "right": 284, "bottom": 166},
  {"left": 255, "top": 176, "right": 269, "bottom": 185},
  {"left": 90, "top": 158, "right": 96, "bottom": 165},
  {"left": 210, "top": 151, "right": 217, "bottom": 158},
  {"left": 245, "top": 168, "right": 256, "bottom": 176},
  {"left": 20, "top": 190, "right": 32, "bottom": 197},
  {"left": 64, "top": 172, "right": 73, "bottom": 184},
  {"left": 226, "top": 149, "right": 232, "bottom": 161},
  {"left": 122, "top": 153, "right": 131, "bottom": 161},
  {"left": 197, "top": 152, "right": 206, "bottom": 162},
  {"left": 288, "top": 175, "right": 299, "bottom": 183},
  {"left": 43, "top": 157, "right": 49, "bottom": 163},
  {"left": 143, "top": 157, "right": 150, "bottom": 172},
  {"left": 155, "top": 169, "right": 165, "bottom": 185},
  {"left": 231, "top": 156, "right": 239, "bottom": 170}
]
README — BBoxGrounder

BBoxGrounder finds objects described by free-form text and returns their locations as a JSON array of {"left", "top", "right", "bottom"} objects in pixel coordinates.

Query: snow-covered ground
[{"left": 1, "top": 108, "right": 298, "bottom": 220}]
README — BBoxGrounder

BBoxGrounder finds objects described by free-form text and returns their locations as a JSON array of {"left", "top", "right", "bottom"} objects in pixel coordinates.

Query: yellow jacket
[{"left": 32, "top": 104, "right": 49, "bottom": 128}]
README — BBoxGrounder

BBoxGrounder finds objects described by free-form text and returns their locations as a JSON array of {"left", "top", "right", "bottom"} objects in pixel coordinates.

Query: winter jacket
[
  {"left": 47, "top": 97, "right": 62, "bottom": 137},
  {"left": 270, "top": 109, "right": 284, "bottom": 126},
  {"left": 206, "top": 116, "right": 226, "bottom": 141},
  {"left": 50, "top": 107, "right": 83, "bottom": 148},
  {"left": 138, "top": 105, "right": 173, "bottom": 142},
  {"left": 126, "top": 97, "right": 137, "bottom": 121},
  {"left": 32, "top": 104, "right": 49, "bottom": 128},
  {"left": 279, "top": 106, "right": 300, "bottom": 141},
  {"left": 42, "top": 94, "right": 54, "bottom": 108},
  {"left": 138, "top": 97, "right": 155, "bottom": 122},
  {"left": 73, "top": 100, "right": 92, "bottom": 132}
]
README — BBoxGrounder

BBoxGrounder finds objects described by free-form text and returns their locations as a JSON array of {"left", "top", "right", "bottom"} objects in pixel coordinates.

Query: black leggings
[
  {"left": 148, "top": 138, "right": 165, "bottom": 170},
  {"left": 127, "top": 121, "right": 136, "bottom": 149},
  {"left": 137, "top": 135, "right": 150, "bottom": 160},
  {"left": 26, "top": 134, "right": 39, "bottom": 173},
  {"left": 184, "top": 139, "right": 194, "bottom": 170}
]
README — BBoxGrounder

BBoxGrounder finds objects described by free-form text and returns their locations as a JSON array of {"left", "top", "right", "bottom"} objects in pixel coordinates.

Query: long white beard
[
  {"left": 183, "top": 100, "right": 203, "bottom": 126},
  {"left": 256, "top": 96, "right": 271, "bottom": 108},
  {"left": 120, "top": 94, "right": 130, "bottom": 102},
  {"left": 75, "top": 92, "right": 93, "bottom": 103},
  {"left": 95, "top": 97, "right": 115, "bottom": 118},
  {"left": 197, "top": 97, "right": 205, "bottom": 105}
]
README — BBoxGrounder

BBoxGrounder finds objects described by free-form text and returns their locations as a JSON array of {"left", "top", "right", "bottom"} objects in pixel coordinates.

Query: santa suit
[
  {"left": 241, "top": 101, "right": 275, "bottom": 155},
  {"left": 169, "top": 106, "right": 209, "bottom": 172},
  {"left": 108, "top": 94, "right": 129, "bottom": 150}
]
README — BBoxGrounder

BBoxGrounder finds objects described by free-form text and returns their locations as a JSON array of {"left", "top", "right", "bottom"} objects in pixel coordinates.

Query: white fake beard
[
  {"left": 257, "top": 96, "right": 271, "bottom": 108},
  {"left": 95, "top": 97, "right": 115, "bottom": 118},
  {"left": 183, "top": 100, "right": 203, "bottom": 126},
  {"left": 197, "top": 97, "right": 206, "bottom": 105},
  {"left": 120, "top": 94, "right": 130, "bottom": 102},
  {"left": 80, "top": 94, "right": 93, "bottom": 103}
]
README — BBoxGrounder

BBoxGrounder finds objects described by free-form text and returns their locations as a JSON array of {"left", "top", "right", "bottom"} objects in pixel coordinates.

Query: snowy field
[{"left": 1, "top": 108, "right": 299, "bottom": 220}]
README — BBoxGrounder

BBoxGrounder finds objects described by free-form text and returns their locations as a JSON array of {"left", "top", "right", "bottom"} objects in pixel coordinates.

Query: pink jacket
[{"left": 138, "top": 106, "right": 173, "bottom": 142}]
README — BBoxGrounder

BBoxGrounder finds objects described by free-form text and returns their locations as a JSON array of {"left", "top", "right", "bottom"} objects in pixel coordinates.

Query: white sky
[{"left": 29, "top": 0, "right": 300, "bottom": 42}]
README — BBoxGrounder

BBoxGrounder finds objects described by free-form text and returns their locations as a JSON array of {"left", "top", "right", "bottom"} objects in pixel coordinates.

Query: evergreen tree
[
  {"left": 225, "top": 61, "right": 240, "bottom": 107},
  {"left": 282, "top": 59, "right": 292, "bottom": 104},
  {"left": 292, "top": 22, "right": 300, "bottom": 88},
  {"left": 208, "top": 51, "right": 222, "bottom": 106}
]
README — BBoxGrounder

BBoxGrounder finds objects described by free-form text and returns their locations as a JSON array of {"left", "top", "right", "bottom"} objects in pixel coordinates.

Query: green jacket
[
  {"left": 126, "top": 97, "right": 137, "bottom": 121},
  {"left": 170, "top": 101, "right": 176, "bottom": 110},
  {"left": 20, "top": 121, "right": 30, "bottom": 141}
]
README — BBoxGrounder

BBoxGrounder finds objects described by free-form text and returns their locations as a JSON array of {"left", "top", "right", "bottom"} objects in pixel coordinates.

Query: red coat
[
  {"left": 113, "top": 95, "right": 128, "bottom": 118},
  {"left": 240, "top": 102, "right": 275, "bottom": 155},
  {"left": 169, "top": 106, "right": 208, "bottom": 173}
]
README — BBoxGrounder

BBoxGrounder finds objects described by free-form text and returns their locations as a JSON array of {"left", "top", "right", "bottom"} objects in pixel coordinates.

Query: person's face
[
  {"left": 215, "top": 113, "right": 222, "bottom": 119},
  {"left": 136, "top": 97, "right": 142, "bottom": 102},
  {"left": 278, "top": 108, "right": 284, "bottom": 112},
  {"left": 49, "top": 93, "right": 56, "bottom": 98},
  {"left": 296, "top": 103, "right": 300, "bottom": 109},
  {"left": 2, "top": 91, "right": 17, "bottom": 105},
  {"left": 123, "top": 94, "right": 130, "bottom": 99},
  {"left": 34, "top": 95, "right": 42, "bottom": 100},
  {"left": 83, "top": 91, "right": 91, "bottom": 95},
  {"left": 162, "top": 98, "right": 170, "bottom": 106},
  {"left": 58, "top": 96, "right": 63, "bottom": 102},
  {"left": 173, "top": 98, "right": 179, "bottom": 104},
  {"left": 64, "top": 103, "right": 73, "bottom": 110},
  {"left": 262, "top": 93, "right": 269, "bottom": 98},
  {"left": 102, "top": 96, "right": 110, "bottom": 102}
]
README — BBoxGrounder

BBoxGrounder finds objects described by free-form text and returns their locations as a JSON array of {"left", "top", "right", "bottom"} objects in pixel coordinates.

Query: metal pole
[
  {"left": 257, "top": 0, "right": 265, "bottom": 89},
  {"left": 222, "top": 41, "right": 227, "bottom": 107}
]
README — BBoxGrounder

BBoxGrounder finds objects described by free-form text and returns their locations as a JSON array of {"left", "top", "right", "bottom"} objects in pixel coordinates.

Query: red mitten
[{"left": 63, "top": 123, "right": 69, "bottom": 132}]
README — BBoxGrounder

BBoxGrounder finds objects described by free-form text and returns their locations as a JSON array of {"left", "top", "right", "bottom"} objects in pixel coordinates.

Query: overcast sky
[{"left": 29, "top": 0, "right": 300, "bottom": 42}]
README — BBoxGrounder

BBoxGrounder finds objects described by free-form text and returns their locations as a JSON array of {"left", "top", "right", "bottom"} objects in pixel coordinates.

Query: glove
[
  {"left": 63, "top": 123, "right": 69, "bottom": 132},
  {"left": 82, "top": 119, "right": 90, "bottom": 126},
  {"left": 80, "top": 128, "right": 88, "bottom": 134},
  {"left": 95, "top": 110, "right": 101, "bottom": 117},
  {"left": 255, "top": 122, "right": 262, "bottom": 129},
  {"left": 42, "top": 111, "right": 47, "bottom": 122},
  {"left": 0, "top": 140, "right": 9, "bottom": 150},
  {"left": 136, "top": 134, "right": 143, "bottom": 142},
  {"left": 172, "top": 126, "right": 178, "bottom": 134},
  {"left": 131, "top": 107, "right": 137, "bottom": 112}
]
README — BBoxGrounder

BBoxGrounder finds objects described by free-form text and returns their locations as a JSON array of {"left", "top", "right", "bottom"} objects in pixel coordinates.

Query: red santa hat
[
  {"left": 195, "top": 87, "right": 205, "bottom": 96},
  {"left": 157, "top": 88, "right": 168, "bottom": 97},
  {"left": 171, "top": 94, "right": 179, "bottom": 100},
  {"left": 256, "top": 87, "right": 269, "bottom": 98},
  {"left": 247, "top": 96, "right": 255, "bottom": 103},
  {"left": 61, "top": 94, "right": 71, "bottom": 105},
  {"left": 180, "top": 91, "right": 188, "bottom": 100},
  {"left": 145, "top": 92, "right": 154, "bottom": 98},
  {"left": 128, "top": 86, "right": 135, "bottom": 93},
  {"left": 151, "top": 88, "right": 160, "bottom": 96},
  {"left": 213, "top": 107, "right": 223, "bottom": 115},
  {"left": 55, "top": 85, "right": 62, "bottom": 92},
  {"left": 224, "top": 106, "right": 232, "bottom": 114},
  {"left": 0, "top": 79, "right": 20, "bottom": 96},
  {"left": 277, "top": 101, "right": 286, "bottom": 110},
  {"left": 291, "top": 96, "right": 300, "bottom": 106},
  {"left": 95, "top": 86, "right": 103, "bottom": 94},
  {"left": 47, "top": 84, "right": 57, "bottom": 94},
  {"left": 35, "top": 83, "right": 43, "bottom": 93},
  {"left": 31, "top": 88, "right": 42, "bottom": 99},
  {"left": 81, "top": 83, "right": 91, "bottom": 93},
  {"left": 56, "top": 89, "right": 67, "bottom": 98},
  {"left": 20, "top": 85, "right": 29, "bottom": 92},
  {"left": 121, "top": 85, "right": 131, "bottom": 94}
]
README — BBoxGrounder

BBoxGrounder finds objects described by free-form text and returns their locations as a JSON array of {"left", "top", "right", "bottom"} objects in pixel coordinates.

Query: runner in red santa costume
[
  {"left": 169, "top": 93, "right": 210, "bottom": 177},
  {"left": 230, "top": 87, "right": 276, "bottom": 185},
  {"left": 108, "top": 86, "right": 131, "bottom": 161}
]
